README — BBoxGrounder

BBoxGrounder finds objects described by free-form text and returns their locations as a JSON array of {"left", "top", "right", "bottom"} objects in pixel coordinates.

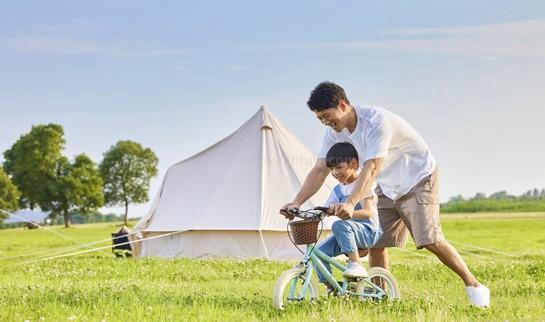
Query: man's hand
[
  {"left": 331, "top": 202, "right": 355, "bottom": 220},
  {"left": 279, "top": 202, "right": 300, "bottom": 220}
]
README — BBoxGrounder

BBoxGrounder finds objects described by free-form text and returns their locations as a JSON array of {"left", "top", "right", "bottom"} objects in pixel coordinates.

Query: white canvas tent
[{"left": 131, "top": 106, "right": 337, "bottom": 260}]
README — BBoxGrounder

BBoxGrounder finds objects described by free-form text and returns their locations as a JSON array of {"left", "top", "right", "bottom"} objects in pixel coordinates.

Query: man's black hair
[
  {"left": 325, "top": 142, "right": 359, "bottom": 168},
  {"left": 307, "top": 81, "right": 350, "bottom": 112}
]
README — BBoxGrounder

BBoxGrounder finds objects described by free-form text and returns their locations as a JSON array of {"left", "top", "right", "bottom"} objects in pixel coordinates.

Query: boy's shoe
[
  {"left": 343, "top": 261, "right": 368, "bottom": 279},
  {"left": 466, "top": 284, "right": 490, "bottom": 307}
]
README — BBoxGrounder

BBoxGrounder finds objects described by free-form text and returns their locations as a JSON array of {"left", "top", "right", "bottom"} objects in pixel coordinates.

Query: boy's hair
[
  {"left": 307, "top": 81, "right": 350, "bottom": 112},
  {"left": 325, "top": 142, "right": 359, "bottom": 168}
]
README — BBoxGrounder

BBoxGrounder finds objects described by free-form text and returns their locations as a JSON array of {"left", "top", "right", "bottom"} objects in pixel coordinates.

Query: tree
[
  {"left": 448, "top": 195, "right": 465, "bottom": 202},
  {"left": 3, "top": 124, "right": 65, "bottom": 209},
  {"left": 472, "top": 192, "right": 487, "bottom": 200},
  {"left": 0, "top": 168, "right": 20, "bottom": 221},
  {"left": 522, "top": 189, "right": 533, "bottom": 199},
  {"left": 489, "top": 190, "right": 510, "bottom": 200},
  {"left": 47, "top": 154, "right": 104, "bottom": 228},
  {"left": 99, "top": 140, "right": 158, "bottom": 225}
]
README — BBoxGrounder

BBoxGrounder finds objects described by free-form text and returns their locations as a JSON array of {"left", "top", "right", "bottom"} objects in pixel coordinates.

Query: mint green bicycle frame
[{"left": 288, "top": 243, "right": 386, "bottom": 300}]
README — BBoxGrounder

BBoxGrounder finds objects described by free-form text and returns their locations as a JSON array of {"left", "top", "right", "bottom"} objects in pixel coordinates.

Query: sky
[{"left": 1, "top": 1, "right": 544, "bottom": 217}]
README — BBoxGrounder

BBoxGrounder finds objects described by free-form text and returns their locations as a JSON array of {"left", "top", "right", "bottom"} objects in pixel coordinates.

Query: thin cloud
[
  {"left": 8, "top": 36, "right": 193, "bottom": 57},
  {"left": 11, "top": 37, "right": 105, "bottom": 54},
  {"left": 37, "top": 21, "right": 101, "bottom": 33},
  {"left": 171, "top": 63, "right": 251, "bottom": 72},
  {"left": 381, "top": 19, "right": 545, "bottom": 36},
  {"left": 246, "top": 19, "right": 545, "bottom": 59},
  {"left": 223, "top": 63, "right": 252, "bottom": 71},
  {"left": 109, "top": 48, "right": 192, "bottom": 57},
  {"left": 8, "top": 19, "right": 545, "bottom": 59}
]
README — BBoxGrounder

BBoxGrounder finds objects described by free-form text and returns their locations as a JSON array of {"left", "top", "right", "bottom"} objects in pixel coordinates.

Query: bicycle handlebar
[
  {"left": 313, "top": 206, "right": 330, "bottom": 212},
  {"left": 287, "top": 207, "right": 330, "bottom": 220}
]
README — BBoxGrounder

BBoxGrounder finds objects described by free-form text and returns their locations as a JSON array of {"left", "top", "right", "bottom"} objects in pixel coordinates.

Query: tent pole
[{"left": 258, "top": 230, "right": 270, "bottom": 260}]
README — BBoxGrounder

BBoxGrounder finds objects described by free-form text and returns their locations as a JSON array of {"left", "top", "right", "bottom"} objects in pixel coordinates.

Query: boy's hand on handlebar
[
  {"left": 279, "top": 202, "right": 300, "bottom": 220},
  {"left": 331, "top": 203, "right": 354, "bottom": 220}
]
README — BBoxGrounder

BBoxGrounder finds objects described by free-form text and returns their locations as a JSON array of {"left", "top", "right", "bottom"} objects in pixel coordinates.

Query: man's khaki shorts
[{"left": 373, "top": 169, "right": 445, "bottom": 249}]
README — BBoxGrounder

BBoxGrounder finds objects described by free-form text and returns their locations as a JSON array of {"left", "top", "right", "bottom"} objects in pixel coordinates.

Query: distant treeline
[
  {"left": 54, "top": 212, "right": 138, "bottom": 225},
  {"left": 441, "top": 188, "right": 545, "bottom": 213},
  {"left": 0, "top": 212, "right": 138, "bottom": 229}
]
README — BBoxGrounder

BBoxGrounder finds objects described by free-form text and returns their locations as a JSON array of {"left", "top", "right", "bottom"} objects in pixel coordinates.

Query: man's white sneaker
[
  {"left": 343, "top": 261, "right": 368, "bottom": 279},
  {"left": 466, "top": 284, "right": 490, "bottom": 307}
]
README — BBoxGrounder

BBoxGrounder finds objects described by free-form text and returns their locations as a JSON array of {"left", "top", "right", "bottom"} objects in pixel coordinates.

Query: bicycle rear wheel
[
  {"left": 273, "top": 267, "right": 320, "bottom": 309},
  {"left": 365, "top": 267, "right": 400, "bottom": 300}
]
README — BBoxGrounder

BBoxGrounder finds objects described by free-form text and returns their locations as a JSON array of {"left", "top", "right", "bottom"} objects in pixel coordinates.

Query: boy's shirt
[{"left": 324, "top": 181, "right": 380, "bottom": 229}]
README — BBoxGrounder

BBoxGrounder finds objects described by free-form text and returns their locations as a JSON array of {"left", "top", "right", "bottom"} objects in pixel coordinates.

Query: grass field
[{"left": 1, "top": 213, "right": 545, "bottom": 322}]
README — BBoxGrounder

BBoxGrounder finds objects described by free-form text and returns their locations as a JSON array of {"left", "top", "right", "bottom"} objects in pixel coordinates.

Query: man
[{"left": 279, "top": 81, "right": 490, "bottom": 307}]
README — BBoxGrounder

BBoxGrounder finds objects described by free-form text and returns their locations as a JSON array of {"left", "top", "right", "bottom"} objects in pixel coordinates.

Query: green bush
[{"left": 441, "top": 199, "right": 545, "bottom": 213}]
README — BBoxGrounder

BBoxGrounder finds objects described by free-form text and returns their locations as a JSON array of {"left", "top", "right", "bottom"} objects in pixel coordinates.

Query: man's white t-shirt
[
  {"left": 324, "top": 180, "right": 380, "bottom": 228},
  {"left": 318, "top": 106, "right": 437, "bottom": 200}
]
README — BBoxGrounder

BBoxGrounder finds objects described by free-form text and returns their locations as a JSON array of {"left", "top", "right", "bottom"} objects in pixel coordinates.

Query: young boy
[{"left": 316, "top": 142, "right": 383, "bottom": 287}]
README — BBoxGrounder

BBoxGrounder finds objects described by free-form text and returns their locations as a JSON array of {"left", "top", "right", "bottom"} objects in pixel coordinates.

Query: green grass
[{"left": 1, "top": 215, "right": 545, "bottom": 322}]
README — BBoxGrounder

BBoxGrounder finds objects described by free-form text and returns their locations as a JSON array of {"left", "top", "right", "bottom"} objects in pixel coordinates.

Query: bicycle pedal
[{"left": 348, "top": 280, "right": 367, "bottom": 293}]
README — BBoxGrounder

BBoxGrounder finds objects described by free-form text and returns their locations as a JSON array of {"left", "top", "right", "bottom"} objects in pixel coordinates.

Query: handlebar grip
[{"left": 287, "top": 208, "right": 300, "bottom": 215}]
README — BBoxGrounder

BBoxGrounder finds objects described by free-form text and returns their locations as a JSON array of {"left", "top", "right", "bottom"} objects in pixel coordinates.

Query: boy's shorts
[{"left": 372, "top": 168, "right": 445, "bottom": 249}]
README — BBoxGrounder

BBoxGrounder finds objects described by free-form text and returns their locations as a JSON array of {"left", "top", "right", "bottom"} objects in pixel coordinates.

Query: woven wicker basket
[{"left": 289, "top": 219, "right": 320, "bottom": 245}]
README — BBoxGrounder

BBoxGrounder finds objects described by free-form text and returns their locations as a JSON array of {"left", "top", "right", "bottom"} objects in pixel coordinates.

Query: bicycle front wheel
[
  {"left": 273, "top": 267, "right": 320, "bottom": 309},
  {"left": 366, "top": 267, "right": 400, "bottom": 300}
]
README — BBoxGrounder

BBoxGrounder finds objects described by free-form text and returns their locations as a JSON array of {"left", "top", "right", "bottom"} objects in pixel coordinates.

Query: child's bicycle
[{"left": 273, "top": 207, "right": 400, "bottom": 309}]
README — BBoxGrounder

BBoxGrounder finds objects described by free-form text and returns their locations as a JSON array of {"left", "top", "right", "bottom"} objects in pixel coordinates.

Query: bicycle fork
[{"left": 287, "top": 245, "right": 317, "bottom": 300}]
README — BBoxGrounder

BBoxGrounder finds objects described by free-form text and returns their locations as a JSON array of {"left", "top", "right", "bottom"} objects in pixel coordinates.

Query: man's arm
[
  {"left": 293, "top": 158, "right": 330, "bottom": 204},
  {"left": 279, "top": 159, "right": 330, "bottom": 218},
  {"left": 333, "top": 158, "right": 383, "bottom": 219},
  {"left": 351, "top": 197, "right": 375, "bottom": 220},
  {"left": 347, "top": 158, "right": 383, "bottom": 206}
]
